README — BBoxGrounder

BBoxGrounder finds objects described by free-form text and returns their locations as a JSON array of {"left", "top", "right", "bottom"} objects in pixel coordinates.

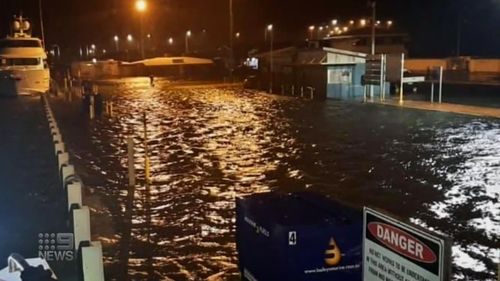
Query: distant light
[
  {"left": 168, "top": 37, "right": 173, "bottom": 45},
  {"left": 319, "top": 26, "right": 324, "bottom": 31},
  {"left": 343, "top": 26, "right": 348, "bottom": 32},
  {"left": 387, "top": 20, "right": 393, "bottom": 27},
  {"left": 91, "top": 44, "right": 96, "bottom": 49},
  {"left": 309, "top": 25, "right": 315, "bottom": 31},
  {"left": 113, "top": 35, "right": 119, "bottom": 42},
  {"left": 102, "top": 49, "right": 107, "bottom": 54},
  {"left": 235, "top": 32, "right": 240, "bottom": 38},
  {"left": 135, "top": 0, "right": 147, "bottom": 12},
  {"left": 127, "top": 34, "right": 133, "bottom": 42},
  {"left": 331, "top": 19, "right": 338, "bottom": 25},
  {"left": 360, "top": 19, "right": 367, "bottom": 26},
  {"left": 147, "top": 33, "right": 151, "bottom": 39},
  {"left": 92, "top": 58, "right": 97, "bottom": 63},
  {"left": 267, "top": 24, "right": 273, "bottom": 31},
  {"left": 376, "top": 20, "right": 381, "bottom": 26},
  {"left": 186, "top": 30, "right": 192, "bottom": 37},
  {"left": 202, "top": 29, "right": 207, "bottom": 33},
  {"left": 349, "top": 20, "right": 355, "bottom": 25}
]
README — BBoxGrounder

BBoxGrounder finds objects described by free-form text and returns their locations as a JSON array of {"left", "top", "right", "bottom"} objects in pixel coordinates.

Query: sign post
[{"left": 363, "top": 208, "right": 451, "bottom": 281}]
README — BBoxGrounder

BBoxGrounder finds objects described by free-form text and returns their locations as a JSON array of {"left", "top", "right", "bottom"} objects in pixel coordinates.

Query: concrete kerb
[{"left": 43, "top": 95, "right": 105, "bottom": 280}]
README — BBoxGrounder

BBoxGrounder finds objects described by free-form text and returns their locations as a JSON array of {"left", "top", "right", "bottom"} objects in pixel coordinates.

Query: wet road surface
[{"left": 52, "top": 78, "right": 500, "bottom": 280}]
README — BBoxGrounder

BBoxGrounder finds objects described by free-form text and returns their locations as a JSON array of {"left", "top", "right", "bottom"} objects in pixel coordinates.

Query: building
[{"left": 255, "top": 47, "right": 367, "bottom": 100}]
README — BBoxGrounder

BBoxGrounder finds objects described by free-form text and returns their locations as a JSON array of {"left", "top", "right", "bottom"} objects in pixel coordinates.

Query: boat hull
[{"left": 0, "top": 69, "right": 50, "bottom": 96}]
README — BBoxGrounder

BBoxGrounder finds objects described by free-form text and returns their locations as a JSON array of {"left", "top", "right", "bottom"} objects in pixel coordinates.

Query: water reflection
[{"left": 58, "top": 78, "right": 499, "bottom": 280}]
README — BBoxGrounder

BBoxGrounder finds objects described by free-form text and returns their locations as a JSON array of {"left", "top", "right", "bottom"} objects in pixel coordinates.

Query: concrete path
[
  {"left": 0, "top": 96, "right": 69, "bottom": 276},
  {"left": 368, "top": 98, "right": 500, "bottom": 119}
]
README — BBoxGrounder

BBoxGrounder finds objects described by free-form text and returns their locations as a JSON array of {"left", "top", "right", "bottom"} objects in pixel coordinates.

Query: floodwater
[{"left": 53, "top": 78, "right": 500, "bottom": 281}]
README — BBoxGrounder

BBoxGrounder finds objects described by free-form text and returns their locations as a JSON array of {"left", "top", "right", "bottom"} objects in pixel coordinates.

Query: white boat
[{"left": 0, "top": 15, "right": 50, "bottom": 96}]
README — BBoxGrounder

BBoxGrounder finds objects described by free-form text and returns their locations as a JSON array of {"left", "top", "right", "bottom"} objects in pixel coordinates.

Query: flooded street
[{"left": 54, "top": 78, "right": 499, "bottom": 281}]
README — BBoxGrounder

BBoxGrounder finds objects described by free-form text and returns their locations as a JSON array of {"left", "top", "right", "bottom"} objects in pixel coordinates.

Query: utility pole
[{"left": 39, "top": 0, "right": 46, "bottom": 49}]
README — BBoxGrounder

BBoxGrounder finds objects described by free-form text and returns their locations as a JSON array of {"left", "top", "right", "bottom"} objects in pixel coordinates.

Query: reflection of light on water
[{"left": 417, "top": 121, "right": 500, "bottom": 278}]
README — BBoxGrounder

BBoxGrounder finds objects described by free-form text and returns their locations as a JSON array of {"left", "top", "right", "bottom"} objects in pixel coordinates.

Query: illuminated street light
[
  {"left": 113, "top": 35, "right": 119, "bottom": 51},
  {"left": 387, "top": 20, "right": 393, "bottom": 27},
  {"left": 168, "top": 37, "right": 173, "bottom": 45},
  {"left": 127, "top": 34, "right": 133, "bottom": 42},
  {"left": 235, "top": 32, "right": 240, "bottom": 39},
  {"left": 185, "top": 30, "right": 192, "bottom": 53},
  {"left": 135, "top": 0, "right": 147, "bottom": 59},
  {"left": 349, "top": 20, "right": 355, "bottom": 25},
  {"left": 331, "top": 19, "right": 338, "bottom": 25},
  {"left": 147, "top": 33, "right": 151, "bottom": 39},
  {"left": 135, "top": 0, "right": 146, "bottom": 12},
  {"left": 91, "top": 44, "right": 96, "bottom": 50},
  {"left": 308, "top": 25, "right": 315, "bottom": 40},
  {"left": 265, "top": 24, "right": 274, "bottom": 93},
  {"left": 360, "top": 19, "right": 367, "bottom": 27},
  {"left": 376, "top": 20, "right": 381, "bottom": 26},
  {"left": 343, "top": 26, "right": 348, "bottom": 32}
]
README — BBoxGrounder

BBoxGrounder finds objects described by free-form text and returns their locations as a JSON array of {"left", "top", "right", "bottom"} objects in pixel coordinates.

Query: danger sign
[{"left": 363, "top": 208, "right": 451, "bottom": 281}]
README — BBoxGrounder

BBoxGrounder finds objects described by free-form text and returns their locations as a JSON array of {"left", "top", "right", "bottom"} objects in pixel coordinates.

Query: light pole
[
  {"left": 127, "top": 34, "right": 133, "bottom": 60},
  {"left": 135, "top": 0, "right": 147, "bottom": 59},
  {"left": 114, "top": 35, "right": 119, "bottom": 52},
  {"left": 229, "top": 0, "right": 234, "bottom": 80},
  {"left": 308, "top": 25, "right": 315, "bottom": 41},
  {"left": 39, "top": 0, "right": 46, "bottom": 49},
  {"left": 185, "top": 30, "right": 191, "bottom": 54},
  {"left": 370, "top": 0, "right": 376, "bottom": 55},
  {"left": 266, "top": 24, "right": 274, "bottom": 93}
]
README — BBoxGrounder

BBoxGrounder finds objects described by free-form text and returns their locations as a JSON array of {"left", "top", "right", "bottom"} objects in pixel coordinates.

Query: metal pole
[
  {"left": 431, "top": 83, "right": 434, "bottom": 103},
  {"left": 39, "top": 0, "right": 46, "bottom": 49},
  {"left": 185, "top": 34, "right": 189, "bottom": 54},
  {"left": 140, "top": 14, "right": 145, "bottom": 59},
  {"left": 270, "top": 28, "right": 274, "bottom": 94},
  {"left": 399, "top": 53, "right": 404, "bottom": 104},
  {"left": 439, "top": 66, "right": 443, "bottom": 104},
  {"left": 371, "top": 1, "right": 376, "bottom": 55},
  {"left": 229, "top": 0, "right": 234, "bottom": 81},
  {"left": 379, "top": 54, "right": 384, "bottom": 101}
]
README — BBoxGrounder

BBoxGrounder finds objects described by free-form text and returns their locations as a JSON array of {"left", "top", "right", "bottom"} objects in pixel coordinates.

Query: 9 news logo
[{"left": 38, "top": 233, "right": 74, "bottom": 262}]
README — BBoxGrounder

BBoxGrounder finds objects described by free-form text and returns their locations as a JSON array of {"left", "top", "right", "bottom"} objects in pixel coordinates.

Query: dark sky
[{"left": 0, "top": 0, "right": 499, "bottom": 57}]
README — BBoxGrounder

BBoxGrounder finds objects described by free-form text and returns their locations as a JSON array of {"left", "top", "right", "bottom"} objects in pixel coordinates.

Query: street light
[
  {"left": 185, "top": 30, "right": 192, "bottom": 54},
  {"left": 135, "top": 0, "right": 147, "bottom": 59},
  {"left": 168, "top": 37, "right": 173, "bottom": 45},
  {"left": 113, "top": 35, "right": 119, "bottom": 52},
  {"left": 266, "top": 24, "right": 274, "bottom": 94},
  {"left": 127, "top": 34, "right": 133, "bottom": 42},
  {"left": 331, "top": 19, "right": 338, "bottom": 26},
  {"left": 308, "top": 25, "right": 315, "bottom": 40}
]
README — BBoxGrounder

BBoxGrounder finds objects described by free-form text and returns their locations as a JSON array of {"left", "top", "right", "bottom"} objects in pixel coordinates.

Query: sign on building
[{"left": 363, "top": 208, "right": 451, "bottom": 281}]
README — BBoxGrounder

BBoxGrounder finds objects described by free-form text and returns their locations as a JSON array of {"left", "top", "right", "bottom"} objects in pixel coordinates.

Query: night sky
[{"left": 0, "top": 0, "right": 499, "bottom": 57}]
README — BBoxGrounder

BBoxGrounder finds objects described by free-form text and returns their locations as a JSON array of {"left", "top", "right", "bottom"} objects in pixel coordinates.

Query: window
[
  {"left": 0, "top": 40, "right": 42, "bottom": 48},
  {"left": 1, "top": 58, "right": 40, "bottom": 66}
]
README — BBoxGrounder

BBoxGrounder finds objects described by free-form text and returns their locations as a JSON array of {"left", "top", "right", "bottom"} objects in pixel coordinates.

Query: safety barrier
[{"left": 41, "top": 95, "right": 105, "bottom": 281}]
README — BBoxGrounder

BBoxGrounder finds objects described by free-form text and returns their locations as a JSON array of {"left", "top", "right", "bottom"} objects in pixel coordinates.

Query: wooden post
[{"left": 127, "top": 137, "right": 135, "bottom": 187}]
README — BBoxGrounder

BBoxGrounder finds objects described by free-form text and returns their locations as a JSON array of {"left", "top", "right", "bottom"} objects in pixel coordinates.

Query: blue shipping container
[{"left": 236, "top": 192, "right": 363, "bottom": 281}]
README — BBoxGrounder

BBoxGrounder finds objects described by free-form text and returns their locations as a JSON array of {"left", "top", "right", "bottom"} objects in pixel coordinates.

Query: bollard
[
  {"left": 89, "top": 95, "right": 95, "bottom": 120},
  {"left": 53, "top": 133, "right": 62, "bottom": 144},
  {"left": 431, "top": 83, "right": 435, "bottom": 103},
  {"left": 57, "top": 152, "right": 69, "bottom": 171},
  {"left": 79, "top": 241, "right": 105, "bottom": 281},
  {"left": 60, "top": 164, "right": 75, "bottom": 188},
  {"left": 54, "top": 142, "right": 65, "bottom": 156},
  {"left": 308, "top": 87, "right": 315, "bottom": 100},
  {"left": 67, "top": 182, "right": 83, "bottom": 212},
  {"left": 291, "top": 85, "right": 295, "bottom": 96},
  {"left": 109, "top": 101, "right": 113, "bottom": 117},
  {"left": 300, "top": 86, "right": 304, "bottom": 98},
  {"left": 73, "top": 206, "right": 91, "bottom": 251}
]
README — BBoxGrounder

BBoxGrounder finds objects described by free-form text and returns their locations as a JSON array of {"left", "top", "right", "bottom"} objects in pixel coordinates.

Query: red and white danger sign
[{"left": 363, "top": 208, "right": 451, "bottom": 281}]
